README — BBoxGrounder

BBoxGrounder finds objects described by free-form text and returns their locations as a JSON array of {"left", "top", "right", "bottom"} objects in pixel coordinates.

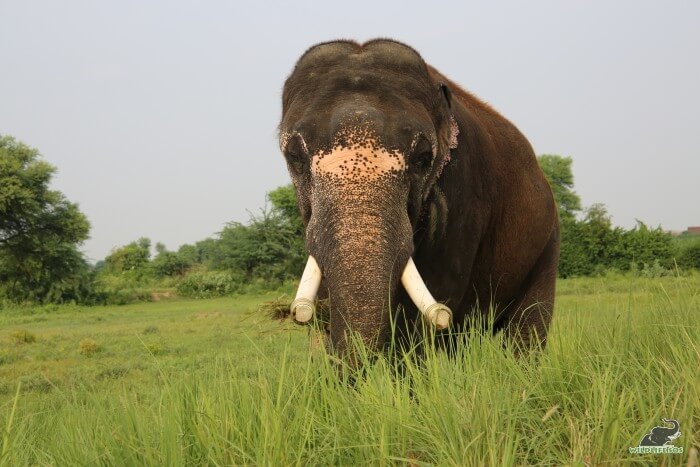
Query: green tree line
[{"left": 1, "top": 134, "right": 698, "bottom": 305}]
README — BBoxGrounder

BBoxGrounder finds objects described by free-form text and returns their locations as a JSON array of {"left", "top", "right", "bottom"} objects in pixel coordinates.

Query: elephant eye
[
  {"left": 284, "top": 134, "right": 308, "bottom": 175},
  {"left": 408, "top": 136, "right": 434, "bottom": 172},
  {"left": 286, "top": 150, "right": 307, "bottom": 175}
]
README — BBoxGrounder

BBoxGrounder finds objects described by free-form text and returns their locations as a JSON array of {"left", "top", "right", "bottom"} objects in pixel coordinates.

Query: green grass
[{"left": 0, "top": 275, "right": 698, "bottom": 465}]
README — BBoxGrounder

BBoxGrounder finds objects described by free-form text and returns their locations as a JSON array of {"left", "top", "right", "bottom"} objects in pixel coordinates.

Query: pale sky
[{"left": 1, "top": 1, "right": 698, "bottom": 262}]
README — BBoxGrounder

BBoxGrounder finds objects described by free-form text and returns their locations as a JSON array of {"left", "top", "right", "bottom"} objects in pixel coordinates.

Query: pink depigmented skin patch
[
  {"left": 311, "top": 125, "right": 405, "bottom": 181},
  {"left": 313, "top": 141, "right": 405, "bottom": 178}
]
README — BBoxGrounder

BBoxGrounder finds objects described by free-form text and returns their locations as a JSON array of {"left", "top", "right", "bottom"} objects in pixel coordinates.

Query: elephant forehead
[{"left": 312, "top": 137, "right": 405, "bottom": 180}]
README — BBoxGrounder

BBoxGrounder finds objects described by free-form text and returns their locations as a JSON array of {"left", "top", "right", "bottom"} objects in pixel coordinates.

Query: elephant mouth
[{"left": 290, "top": 255, "right": 452, "bottom": 330}]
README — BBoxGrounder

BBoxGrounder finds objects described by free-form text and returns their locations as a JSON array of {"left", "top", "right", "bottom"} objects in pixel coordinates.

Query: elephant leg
[{"left": 499, "top": 224, "right": 560, "bottom": 354}]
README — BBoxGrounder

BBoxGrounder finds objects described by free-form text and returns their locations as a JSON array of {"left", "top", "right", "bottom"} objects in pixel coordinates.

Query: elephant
[
  {"left": 639, "top": 419, "right": 681, "bottom": 446},
  {"left": 278, "top": 39, "right": 559, "bottom": 363}
]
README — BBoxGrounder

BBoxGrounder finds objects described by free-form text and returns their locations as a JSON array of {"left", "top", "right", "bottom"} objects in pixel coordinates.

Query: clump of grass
[
  {"left": 11, "top": 330, "right": 36, "bottom": 345},
  {"left": 261, "top": 298, "right": 291, "bottom": 320},
  {"left": 262, "top": 298, "right": 331, "bottom": 326},
  {"left": 78, "top": 338, "right": 100, "bottom": 357},
  {"left": 145, "top": 342, "right": 166, "bottom": 356},
  {"left": 143, "top": 325, "right": 159, "bottom": 335},
  {"left": 96, "top": 366, "right": 130, "bottom": 380},
  {"left": 20, "top": 375, "right": 52, "bottom": 393},
  {"left": 0, "top": 353, "right": 19, "bottom": 366}
]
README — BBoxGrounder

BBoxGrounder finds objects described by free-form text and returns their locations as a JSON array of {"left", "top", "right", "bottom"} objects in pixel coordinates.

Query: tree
[
  {"left": 103, "top": 237, "right": 151, "bottom": 274},
  {"left": 0, "top": 135, "right": 91, "bottom": 303},
  {"left": 537, "top": 155, "right": 581, "bottom": 220},
  {"left": 208, "top": 186, "right": 306, "bottom": 282},
  {"left": 151, "top": 242, "right": 192, "bottom": 277},
  {"left": 212, "top": 208, "right": 302, "bottom": 281},
  {"left": 267, "top": 185, "right": 304, "bottom": 235}
]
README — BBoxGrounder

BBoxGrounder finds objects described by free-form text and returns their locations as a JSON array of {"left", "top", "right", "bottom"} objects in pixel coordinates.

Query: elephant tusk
[
  {"left": 401, "top": 257, "right": 452, "bottom": 330},
  {"left": 290, "top": 256, "right": 322, "bottom": 323}
]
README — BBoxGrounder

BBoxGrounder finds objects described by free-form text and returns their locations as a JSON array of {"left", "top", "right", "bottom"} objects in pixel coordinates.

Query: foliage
[
  {"left": 176, "top": 270, "right": 241, "bottom": 298},
  {"left": 91, "top": 273, "right": 157, "bottom": 305},
  {"left": 0, "top": 135, "right": 92, "bottom": 304},
  {"left": 102, "top": 237, "right": 151, "bottom": 275},
  {"left": 679, "top": 243, "right": 700, "bottom": 269},
  {"left": 267, "top": 184, "right": 305, "bottom": 236},
  {"left": 537, "top": 154, "right": 581, "bottom": 220},
  {"left": 151, "top": 243, "right": 192, "bottom": 277},
  {"left": 91, "top": 186, "right": 306, "bottom": 300},
  {"left": 557, "top": 204, "right": 675, "bottom": 278},
  {"left": 208, "top": 186, "right": 305, "bottom": 282},
  {"left": 675, "top": 235, "right": 700, "bottom": 269},
  {"left": 538, "top": 155, "right": 679, "bottom": 277}
]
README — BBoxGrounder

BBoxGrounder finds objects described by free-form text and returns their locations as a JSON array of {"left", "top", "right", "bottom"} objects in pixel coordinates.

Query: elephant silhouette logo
[
  {"left": 639, "top": 418, "right": 681, "bottom": 447},
  {"left": 629, "top": 418, "right": 684, "bottom": 455}
]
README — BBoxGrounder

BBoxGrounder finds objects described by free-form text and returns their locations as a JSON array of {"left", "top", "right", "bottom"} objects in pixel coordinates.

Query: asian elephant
[{"left": 279, "top": 39, "right": 559, "bottom": 362}]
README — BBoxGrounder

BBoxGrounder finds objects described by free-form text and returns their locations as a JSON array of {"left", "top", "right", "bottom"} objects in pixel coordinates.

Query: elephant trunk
[
  {"left": 292, "top": 179, "right": 451, "bottom": 362},
  {"left": 662, "top": 418, "right": 680, "bottom": 434},
  {"left": 305, "top": 178, "right": 411, "bottom": 360}
]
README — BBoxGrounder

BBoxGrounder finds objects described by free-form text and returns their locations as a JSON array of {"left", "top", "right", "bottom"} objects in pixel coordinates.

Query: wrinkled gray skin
[
  {"left": 279, "top": 44, "right": 448, "bottom": 360},
  {"left": 278, "top": 39, "right": 559, "bottom": 363}
]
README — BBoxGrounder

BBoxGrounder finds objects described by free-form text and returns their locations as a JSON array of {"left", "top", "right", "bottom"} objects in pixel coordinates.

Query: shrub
[
  {"left": 678, "top": 242, "right": 700, "bottom": 270},
  {"left": 79, "top": 338, "right": 100, "bottom": 356},
  {"left": 92, "top": 274, "right": 153, "bottom": 305},
  {"left": 103, "top": 238, "right": 151, "bottom": 275},
  {"left": 638, "top": 259, "right": 674, "bottom": 278},
  {"left": 151, "top": 250, "right": 191, "bottom": 277},
  {"left": 176, "top": 270, "right": 240, "bottom": 298}
]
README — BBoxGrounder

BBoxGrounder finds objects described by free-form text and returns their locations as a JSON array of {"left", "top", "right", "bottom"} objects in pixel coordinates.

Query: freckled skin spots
[{"left": 312, "top": 124, "right": 406, "bottom": 181}]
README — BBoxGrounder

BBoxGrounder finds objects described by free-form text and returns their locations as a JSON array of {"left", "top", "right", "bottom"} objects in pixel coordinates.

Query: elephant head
[
  {"left": 639, "top": 418, "right": 681, "bottom": 446},
  {"left": 279, "top": 40, "right": 455, "bottom": 360}
]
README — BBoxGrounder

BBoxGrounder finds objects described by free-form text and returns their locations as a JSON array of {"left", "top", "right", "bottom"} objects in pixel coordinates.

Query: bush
[
  {"left": 678, "top": 241, "right": 700, "bottom": 270},
  {"left": 637, "top": 259, "right": 674, "bottom": 278},
  {"left": 176, "top": 270, "right": 241, "bottom": 298},
  {"left": 103, "top": 238, "right": 151, "bottom": 275},
  {"left": 91, "top": 274, "right": 154, "bottom": 305},
  {"left": 558, "top": 208, "right": 675, "bottom": 278},
  {"left": 151, "top": 250, "right": 191, "bottom": 277}
]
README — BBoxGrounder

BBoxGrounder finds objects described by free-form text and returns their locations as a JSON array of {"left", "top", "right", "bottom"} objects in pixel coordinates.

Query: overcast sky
[{"left": 1, "top": 1, "right": 698, "bottom": 262}]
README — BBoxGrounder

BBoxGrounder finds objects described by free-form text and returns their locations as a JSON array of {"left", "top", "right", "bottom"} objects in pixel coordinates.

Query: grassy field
[{"left": 0, "top": 274, "right": 698, "bottom": 465}]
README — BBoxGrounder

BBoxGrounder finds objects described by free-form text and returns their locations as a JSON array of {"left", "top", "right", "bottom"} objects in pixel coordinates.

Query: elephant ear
[
  {"left": 438, "top": 83, "right": 459, "bottom": 150},
  {"left": 417, "top": 82, "right": 458, "bottom": 208},
  {"left": 439, "top": 83, "right": 452, "bottom": 108},
  {"left": 449, "top": 113, "right": 459, "bottom": 149}
]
